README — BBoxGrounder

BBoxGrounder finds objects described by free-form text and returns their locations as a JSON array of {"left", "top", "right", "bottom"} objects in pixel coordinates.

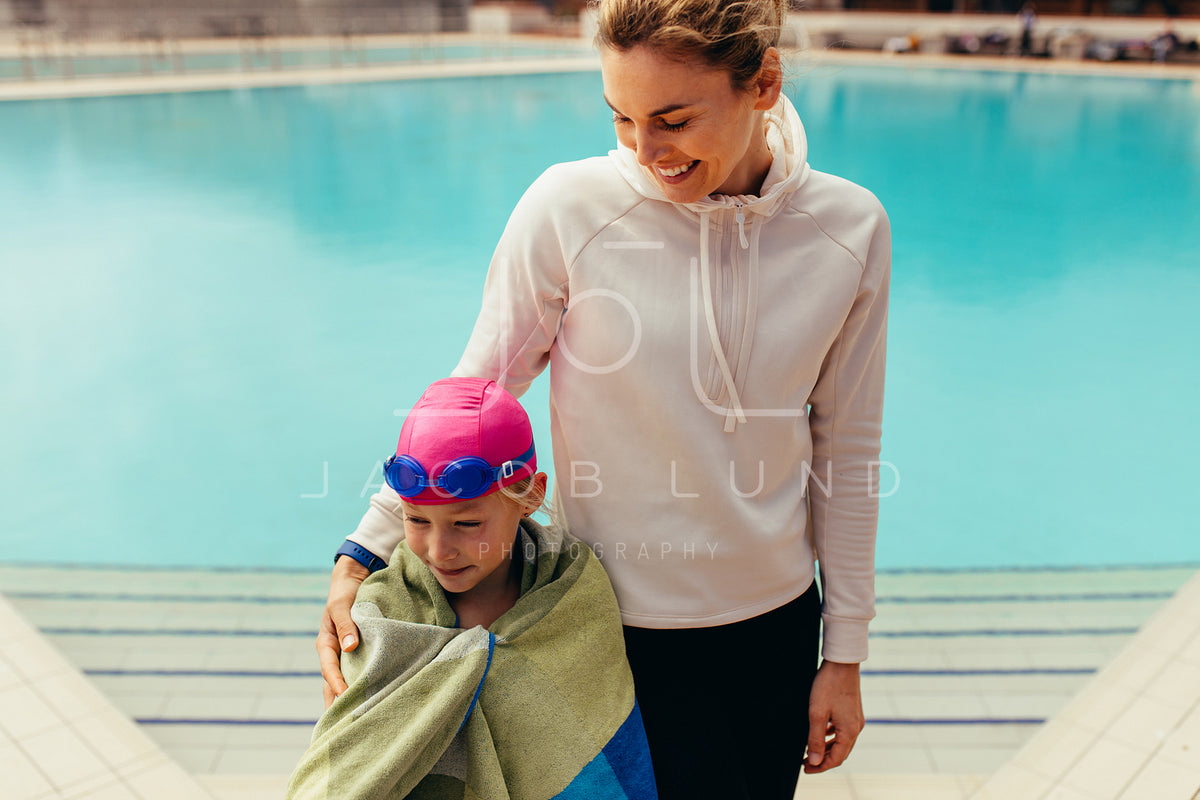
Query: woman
[{"left": 321, "top": 1, "right": 890, "bottom": 796}]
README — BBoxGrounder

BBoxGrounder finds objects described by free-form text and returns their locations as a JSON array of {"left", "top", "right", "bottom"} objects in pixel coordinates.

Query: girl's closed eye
[
  {"left": 455, "top": 521, "right": 482, "bottom": 529},
  {"left": 661, "top": 119, "right": 687, "bottom": 131}
]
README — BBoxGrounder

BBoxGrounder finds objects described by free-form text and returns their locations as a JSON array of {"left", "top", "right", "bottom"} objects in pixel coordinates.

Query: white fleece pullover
[{"left": 348, "top": 96, "right": 890, "bottom": 663}]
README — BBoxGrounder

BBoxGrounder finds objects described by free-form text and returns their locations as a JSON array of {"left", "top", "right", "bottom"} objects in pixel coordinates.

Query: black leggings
[{"left": 622, "top": 583, "right": 822, "bottom": 800}]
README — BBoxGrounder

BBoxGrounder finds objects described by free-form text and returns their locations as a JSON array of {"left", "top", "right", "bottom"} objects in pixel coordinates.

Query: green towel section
[{"left": 287, "top": 519, "right": 658, "bottom": 800}]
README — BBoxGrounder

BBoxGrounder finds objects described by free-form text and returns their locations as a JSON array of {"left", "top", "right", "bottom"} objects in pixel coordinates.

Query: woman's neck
[{"left": 717, "top": 114, "right": 773, "bottom": 198}]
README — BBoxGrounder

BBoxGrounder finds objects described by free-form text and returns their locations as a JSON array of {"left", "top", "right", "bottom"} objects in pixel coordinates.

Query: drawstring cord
[{"left": 699, "top": 211, "right": 747, "bottom": 433}]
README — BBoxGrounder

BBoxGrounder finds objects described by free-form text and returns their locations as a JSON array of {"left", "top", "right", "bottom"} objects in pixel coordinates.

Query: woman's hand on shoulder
[
  {"left": 804, "top": 660, "right": 865, "bottom": 774},
  {"left": 318, "top": 556, "right": 370, "bottom": 708}
]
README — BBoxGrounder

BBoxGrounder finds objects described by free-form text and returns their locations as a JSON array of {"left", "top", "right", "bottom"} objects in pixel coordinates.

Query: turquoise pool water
[{"left": 1, "top": 66, "right": 1198, "bottom": 570}]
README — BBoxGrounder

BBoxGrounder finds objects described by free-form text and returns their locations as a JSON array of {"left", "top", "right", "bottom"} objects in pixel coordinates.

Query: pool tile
[
  {"left": 916, "top": 724, "right": 1035, "bottom": 748},
  {"left": 891, "top": 692, "right": 990, "bottom": 720},
  {"left": 1180, "top": 631, "right": 1200, "bottom": 667},
  {"left": 214, "top": 744, "right": 309, "bottom": 773},
  {"left": 0, "top": 738, "right": 56, "bottom": 798},
  {"left": 140, "top": 722, "right": 232, "bottom": 748},
  {"left": 0, "top": 684, "right": 64, "bottom": 740},
  {"left": 981, "top": 691, "right": 1074, "bottom": 720},
  {"left": 18, "top": 725, "right": 111, "bottom": 790},
  {"left": 1106, "top": 694, "right": 1190, "bottom": 750},
  {"left": 37, "top": 669, "right": 120, "bottom": 723},
  {"left": 1158, "top": 705, "right": 1200, "bottom": 769},
  {"left": 1145, "top": 660, "right": 1200, "bottom": 706},
  {"left": 0, "top": 651, "right": 22, "bottom": 692},
  {"left": 790, "top": 772, "right": 854, "bottom": 799},
  {"left": 94, "top": 687, "right": 170, "bottom": 719},
  {"left": 1059, "top": 716, "right": 1171, "bottom": 799},
  {"left": 849, "top": 774, "right": 977, "bottom": 799},
  {"left": 928, "top": 745, "right": 1014, "bottom": 774},
  {"left": 196, "top": 774, "right": 291, "bottom": 799},
  {"left": 841, "top": 742, "right": 934, "bottom": 773},
  {"left": 62, "top": 781, "right": 142, "bottom": 800},
  {"left": 73, "top": 708, "right": 162, "bottom": 767},
  {"left": 160, "top": 693, "right": 259, "bottom": 721},
  {"left": 1065, "top": 682, "right": 1138, "bottom": 734},
  {"left": 1117, "top": 756, "right": 1200, "bottom": 800},
  {"left": 251, "top": 688, "right": 324, "bottom": 722},
  {"left": 119, "top": 760, "right": 214, "bottom": 800},
  {"left": 163, "top": 745, "right": 223, "bottom": 773},
  {"left": 969, "top": 763, "right": 1050, "bottom": 799},
  {"left": 1040, "top": 786, "right": 1097, "bottom": 800},
  {"left": 1015, "top": 720, "right": 1095, "bottom": 777}
]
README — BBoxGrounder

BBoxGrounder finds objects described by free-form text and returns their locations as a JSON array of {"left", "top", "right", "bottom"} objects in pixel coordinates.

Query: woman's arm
[
  {"left": 807, "top": 200, "right": 891, "bottom": 665},
  {"left": 804, "top": 198, "right": 891, "bottom": 767}
]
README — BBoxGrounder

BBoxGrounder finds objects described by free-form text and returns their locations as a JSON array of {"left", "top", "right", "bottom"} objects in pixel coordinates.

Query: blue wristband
[{"left": 335, "top": 541, "right": 387, "bottom": 573}]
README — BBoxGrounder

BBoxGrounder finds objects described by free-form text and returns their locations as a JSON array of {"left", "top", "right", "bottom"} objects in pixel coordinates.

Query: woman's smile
[{"left": 656, "top": 160, "right": 698, "bottom": 182}]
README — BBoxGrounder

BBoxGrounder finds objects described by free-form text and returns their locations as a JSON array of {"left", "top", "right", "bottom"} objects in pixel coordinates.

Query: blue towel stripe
[
  {"left": 458, "top": 632, "right": 495, "bottom": 734},
  {"left": 551, "top": 701, "right": 658, "bottom": 799}
]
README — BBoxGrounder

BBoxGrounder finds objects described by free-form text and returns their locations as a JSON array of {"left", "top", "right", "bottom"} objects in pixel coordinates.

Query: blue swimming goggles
[{"left": 384, "top": 442, "right": 536, "bottom": 500}]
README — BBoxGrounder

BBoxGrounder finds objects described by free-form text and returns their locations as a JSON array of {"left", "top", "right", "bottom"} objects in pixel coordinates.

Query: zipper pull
[{"left": 735, "top": 203, "right": 749, "bottom": 249}]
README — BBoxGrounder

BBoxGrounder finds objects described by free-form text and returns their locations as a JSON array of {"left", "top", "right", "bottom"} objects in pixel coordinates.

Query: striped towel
[{"left": 287, "top": 519, "right": 658, "bottom": 800}]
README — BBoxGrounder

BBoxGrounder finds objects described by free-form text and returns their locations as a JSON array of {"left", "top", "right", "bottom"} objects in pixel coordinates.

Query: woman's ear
[{"left": 753, "top": 47, "right": 784, "bottom": 111}]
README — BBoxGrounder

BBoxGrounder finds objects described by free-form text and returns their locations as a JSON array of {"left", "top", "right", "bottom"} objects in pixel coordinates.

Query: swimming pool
[{"left": 1, "top": 65, "right": 1197, "bottom": 571}]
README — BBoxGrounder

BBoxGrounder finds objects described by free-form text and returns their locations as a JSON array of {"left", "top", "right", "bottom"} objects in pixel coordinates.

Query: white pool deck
[
  {"left": 1, "top": 562, "right": 1197, "bottom": 799},
  {"left": 2, "top": 36, "right": 1199, "bottom": 799}
]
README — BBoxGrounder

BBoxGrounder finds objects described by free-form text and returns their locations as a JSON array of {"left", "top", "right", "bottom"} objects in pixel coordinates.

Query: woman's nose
[{"left": 634, "top": 126, "right": 667, "bottom": 166}]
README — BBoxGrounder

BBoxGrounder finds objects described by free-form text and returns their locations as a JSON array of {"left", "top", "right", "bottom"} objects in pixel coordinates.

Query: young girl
[{"left": 290, "top": 378, "right": 656, "bottom": 800}]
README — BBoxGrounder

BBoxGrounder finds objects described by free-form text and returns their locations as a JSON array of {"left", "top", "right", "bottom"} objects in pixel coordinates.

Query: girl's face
[
  {"left": 600, "top": 44, "right": 781, "bottom": 204},
  {"left": 400, "top": 476, "right": 544, "bottom": 599}
]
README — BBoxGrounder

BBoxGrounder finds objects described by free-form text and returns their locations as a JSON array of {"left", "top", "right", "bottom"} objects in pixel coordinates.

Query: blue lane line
[
  {"left": 871, "top": 627, "right": 1139, "bottom": 638},
  {"left": 86, "top": 667, "right": 1095, "bottom": 679},
  {"left": 866, "top": 718, "right": 1044, "bottom": 725},
  {"left": 861, "top": 668, "right": 1095, "bottom": 676},
  {"left": 131, "top": 717, "right": 1046, "bottom": 727},
  {"left": 86, "top": 669, "right": 321, "bottom": 678},
  {"left": 41, "top": 626, "right": 1137, "bottom": 639},
  {"left": 877, "top": 592, "right": 1173, "bottom": 604},
  {"left": 9, "top": 559, "right": 1192, "bottom": 575},
  {"left": 3, "top": 589, "right": 1175, "bottom": 605},
  {"left": 4, "top": 591, "right": 323, "bottom": 604},
  {"left": 137, "top": 718, "right": 319, "bottom": 726},
  {"left": 877, "top": 563, "right": 1198, "bottom": 575},
  {"left": 40, "top": 628, "right": 316, "bottom": 637},
  {"left": 8, "top": 562, "right": 328, "bottom": 575}
]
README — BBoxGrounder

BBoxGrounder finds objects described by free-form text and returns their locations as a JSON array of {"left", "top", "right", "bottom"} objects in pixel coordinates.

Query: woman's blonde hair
[{"left": 595, "top": 0, "right": 787, "bottom": 91}]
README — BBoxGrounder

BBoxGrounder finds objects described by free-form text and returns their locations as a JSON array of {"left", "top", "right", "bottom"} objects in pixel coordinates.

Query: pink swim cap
[{"left": 390, "top": 378, "right": 536, "bottom": 505}]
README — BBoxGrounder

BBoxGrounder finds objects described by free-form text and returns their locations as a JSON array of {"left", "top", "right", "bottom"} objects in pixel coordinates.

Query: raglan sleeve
[
  {"left": 344, "top": 167, "right": 573, "bottom": 563},
  {"left": 806, "top": 198, "right": 891, "bottom": 664}
]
